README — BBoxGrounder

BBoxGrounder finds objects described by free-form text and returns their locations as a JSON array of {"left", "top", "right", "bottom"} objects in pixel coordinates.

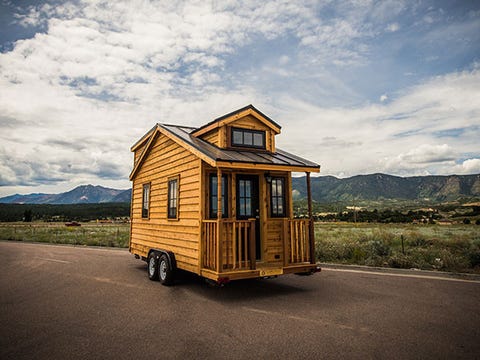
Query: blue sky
[{"left": 0, "top": 0, "right": 479, "bottom": 197}]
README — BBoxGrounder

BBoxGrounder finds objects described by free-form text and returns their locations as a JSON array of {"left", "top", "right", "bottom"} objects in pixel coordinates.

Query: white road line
[
  {"left": 37, "top": 257, "right": 71, "bottom": 264},
  {"left": 322, "top": 267, "right": 480, "bottom": 284}
]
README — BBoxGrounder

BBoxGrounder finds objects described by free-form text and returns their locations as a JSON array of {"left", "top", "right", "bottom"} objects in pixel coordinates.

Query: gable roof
[
  {"left": 190, "top": 104, "right": 281, "bottom": 137},
  {"left": 130, "top": 122, "right": 320, "bottom": 180}
]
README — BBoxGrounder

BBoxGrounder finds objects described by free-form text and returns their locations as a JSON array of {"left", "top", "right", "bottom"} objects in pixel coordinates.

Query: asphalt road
[{"left": 1, "top": 241, "right": 479, "bottom": 360}]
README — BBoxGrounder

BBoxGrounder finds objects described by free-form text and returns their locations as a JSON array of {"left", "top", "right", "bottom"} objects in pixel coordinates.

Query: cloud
[
  {"left": 386, "top": 23, "right": 400, "bottom": 32},
  {"left": 276, "top": 66, "right": 480, "bottom": 177},
  {"left": 0, "top": 0, "right": 479, "bottom": 197},
  {"left": 456, "top": 159, "right": 480, "bottom": 174}
]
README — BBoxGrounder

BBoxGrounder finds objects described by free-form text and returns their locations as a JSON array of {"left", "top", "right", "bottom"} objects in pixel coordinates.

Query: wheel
[
  {"left": 147, "top": 252, "right": 159, "bottom": 281},
  {"left": 158, "top": 254, "right": 174, "bottom": 286}
]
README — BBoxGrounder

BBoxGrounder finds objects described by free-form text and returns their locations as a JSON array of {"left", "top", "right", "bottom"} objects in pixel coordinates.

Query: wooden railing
[
  {"left": 202, "top": 218, "right": 312, "bottom": 273},
  {"left": 202, "top": 220, "right": 218, "bottom": 271},
  {"left": 283, "top": 219, "right": 311, "bottom": 264},
  {"left": 202, "top": 219, "right": 256, "bottom": 272}
]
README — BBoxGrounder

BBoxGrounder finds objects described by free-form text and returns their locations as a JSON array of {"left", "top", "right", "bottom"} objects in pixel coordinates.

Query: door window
[{"left": 238, "top": 179, "right": 253, "bottom": 217}]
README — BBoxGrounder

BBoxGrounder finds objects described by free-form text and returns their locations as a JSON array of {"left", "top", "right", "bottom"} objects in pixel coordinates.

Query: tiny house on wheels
[{"left": 129, "top": 105, "right": 321, "bottom": 285}]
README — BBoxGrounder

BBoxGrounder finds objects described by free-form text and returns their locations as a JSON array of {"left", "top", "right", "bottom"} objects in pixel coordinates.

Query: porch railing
[
  {"left": 202, "top": 218, "right": 313, "bottom": 273},
  {"left": 202, "top": 219, "right": 256, "bottom": 272},
  {"left": 283, "top": 219, "right": 312, "bottom": 265}
]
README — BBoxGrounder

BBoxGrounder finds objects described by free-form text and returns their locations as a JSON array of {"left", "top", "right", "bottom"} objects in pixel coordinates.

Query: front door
[{"left": 236, "top": 175, "right": 261, "bottom": 260}]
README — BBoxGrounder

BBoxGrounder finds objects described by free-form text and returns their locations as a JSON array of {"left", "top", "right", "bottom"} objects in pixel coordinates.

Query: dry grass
[
  {"left": 315, "top": 222, "right": 480, "bottom": 273},
  {"left": 0, "top": 222, "right": 130, "bottom": 248}
]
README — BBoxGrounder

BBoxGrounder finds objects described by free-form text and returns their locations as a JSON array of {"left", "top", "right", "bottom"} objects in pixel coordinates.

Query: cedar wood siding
[
  {"left": 200, "top": 129, "right": 220, "bottom": 147},
  {"left": 130, "top": 132, "right": 201, "bottom": 274}
]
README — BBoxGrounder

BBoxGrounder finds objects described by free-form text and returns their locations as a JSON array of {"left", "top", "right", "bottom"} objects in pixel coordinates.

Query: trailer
[{"left": 129, "top": 105, "right": 321, "bottom": 285}]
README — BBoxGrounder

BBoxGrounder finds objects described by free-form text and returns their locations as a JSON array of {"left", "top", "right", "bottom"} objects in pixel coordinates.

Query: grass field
[
  {"left": 315, "top": 222, "right": 480, "bottom": 273},
  {"left": 0, "top": 222, "right": 130, "bottom": 248},
  {"left": 1, "top": 221, "right": 479, "bottom": 273}
]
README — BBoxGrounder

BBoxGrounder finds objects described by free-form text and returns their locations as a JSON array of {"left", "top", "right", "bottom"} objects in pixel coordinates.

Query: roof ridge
[
  {"left": 159, "top": 123, "right": 197, "bottom": 129},
  {"left": 191, "top": 104, "right": 281, "bottom": 135}
]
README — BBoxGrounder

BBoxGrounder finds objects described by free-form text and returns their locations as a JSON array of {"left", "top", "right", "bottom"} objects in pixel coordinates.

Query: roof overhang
[{"left": 215, "top": 161, "right": 320, "bottom": 173}]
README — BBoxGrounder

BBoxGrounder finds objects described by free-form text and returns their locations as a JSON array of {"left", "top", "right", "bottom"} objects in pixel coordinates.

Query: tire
[
  {"left": 158, "top": 254, "right": 174, "bottom": 286},
  {"left": 147, "top": 252, "right": 159, "bottom": 281}
]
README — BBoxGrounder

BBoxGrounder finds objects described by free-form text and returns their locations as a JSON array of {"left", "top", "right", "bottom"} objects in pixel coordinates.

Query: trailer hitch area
[
  {"left": 205, "top": 277, "right": 230, "bottom": 287},
  {"left": 217, "top": 277, "right": 230, "bottom": 286}
]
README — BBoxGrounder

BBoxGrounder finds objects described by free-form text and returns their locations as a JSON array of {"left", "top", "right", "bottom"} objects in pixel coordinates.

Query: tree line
[{"left": 0, "top": 203, "right": 131, "bottom": 222}]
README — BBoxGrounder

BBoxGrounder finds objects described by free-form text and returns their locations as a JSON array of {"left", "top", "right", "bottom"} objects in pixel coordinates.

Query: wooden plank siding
[
  {"left": 265, "top": 219, "right": 284, "bottom": 264},
  {"left": 130, "top": 133, "right": 201, "bottom": 274},
  {"left": 200, "top": 129, "right": 219, "bottom": 147}
]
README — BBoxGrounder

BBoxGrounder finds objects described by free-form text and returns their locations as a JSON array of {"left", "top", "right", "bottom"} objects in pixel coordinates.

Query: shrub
[{"left": 388, "top": 254, "right": 413, "bottom": 269}]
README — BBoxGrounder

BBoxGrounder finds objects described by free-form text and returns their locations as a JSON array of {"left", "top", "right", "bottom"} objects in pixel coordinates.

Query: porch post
[
  {"left": 216, "top": 168, "right": 222, "bottom": 273},
  {"left": 306, "top": 172, "right": 316, "bottom": 264}
]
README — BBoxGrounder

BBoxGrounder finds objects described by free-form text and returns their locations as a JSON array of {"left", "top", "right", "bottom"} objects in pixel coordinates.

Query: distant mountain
[
  {"left": 2, "top": 173, "right": 479, "bottom": 205},
  {"left": 292, "top": 173, "right": 480, "bottom": 203},
  {"left": 0, "top": 185, "right": 130, "bottom": 204},
  {"left": 111, "top": 189, "right": 132, "bottom": 203}
]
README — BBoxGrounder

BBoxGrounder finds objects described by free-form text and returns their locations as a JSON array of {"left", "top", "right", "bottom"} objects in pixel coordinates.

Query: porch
[{"left": 201, "top": 218, "right": 314, "bottom": 273}]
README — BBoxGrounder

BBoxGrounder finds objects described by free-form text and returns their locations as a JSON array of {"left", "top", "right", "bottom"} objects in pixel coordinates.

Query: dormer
[{"left": 191, "top": 104, "right": 281, "bottom": 153}]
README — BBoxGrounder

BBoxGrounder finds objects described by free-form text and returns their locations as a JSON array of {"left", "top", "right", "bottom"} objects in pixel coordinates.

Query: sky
[{"left": 0, "top": 0, "right": 479, "bottom": 197}]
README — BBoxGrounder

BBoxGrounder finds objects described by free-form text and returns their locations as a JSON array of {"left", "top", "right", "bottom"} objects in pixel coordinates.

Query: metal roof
[{"left": 159, "top": 124, "right": 320, "bottom": 171}]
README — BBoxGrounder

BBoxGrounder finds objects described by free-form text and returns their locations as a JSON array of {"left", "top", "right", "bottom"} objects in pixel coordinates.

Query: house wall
[
  {"left": 201, "top": 129, "right": 220, "bottom": 147},
  {"left": 130, "top": 133, "right": 201, "bottom": 274}
]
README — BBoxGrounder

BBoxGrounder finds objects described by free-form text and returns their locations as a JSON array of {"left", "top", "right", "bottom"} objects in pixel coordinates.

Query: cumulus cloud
[
  {"left": 276, "top": 66, "right": 480, "bottom": 177},
  {"left": 456, "top": 159, "right": 480, "bottom": 174},
  {"left": 0, "top": 0, "right": 479, "bottom": 197}
]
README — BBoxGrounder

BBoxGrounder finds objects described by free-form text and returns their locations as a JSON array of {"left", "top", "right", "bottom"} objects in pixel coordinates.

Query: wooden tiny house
[{"left": 129, "top": 105, "right": 320, "bottom": 285}]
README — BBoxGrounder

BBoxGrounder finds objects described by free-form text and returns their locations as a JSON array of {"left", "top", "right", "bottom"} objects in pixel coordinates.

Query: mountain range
[
  {"left": 0, "top": 185, "right": 131, "bottom": 204},
  {"left": 292, "top": 173, "right": 480, "bottom": 203},
  {"left": 1, "top": 173, "right": 479, "bottom": 205}
]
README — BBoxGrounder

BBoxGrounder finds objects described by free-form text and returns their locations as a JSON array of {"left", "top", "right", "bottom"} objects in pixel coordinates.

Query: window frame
[
  {"left": 231, "top": 127, "right": 266, "bottom": 149},
  {"left": 209, "top": 174, "right": 228, "bottom": 219},
  {"left": 270, "top": 177, "right": 286, "bottom": 218},
  {"left": 167, "top": 176, "right": 179, "bottom": 220},
  {"left": 141, "top": 183, "right": 150, "bottom": 219}
]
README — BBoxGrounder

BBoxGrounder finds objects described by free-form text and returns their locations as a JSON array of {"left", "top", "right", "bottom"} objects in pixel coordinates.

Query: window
[
  {"left": 209, "top": 174, "right": 228, "bottom": 218},
  {"left": 231, "top": 127, "right": 265, "bottom": 149},
  {"left": 142, "top": 183, "right": 150, "bottom": 219},
  {"left": 270, "top": 177, "right": 286, "bottom": 217},
  {"left": 167, "top": 177, "right": 179, "bottom": 219},
  {"left": 238, "top": 179, "right": 253, "bottom": 217}
]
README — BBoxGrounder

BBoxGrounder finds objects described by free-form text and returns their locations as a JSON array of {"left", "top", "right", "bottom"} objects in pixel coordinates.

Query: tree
[{"left": 23, "top": 209, "right": 33, "bottom": 222}]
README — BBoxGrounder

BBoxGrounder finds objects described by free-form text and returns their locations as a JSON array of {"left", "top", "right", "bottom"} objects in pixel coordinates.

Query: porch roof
[{"left": 160, "top": 124, "right": 320, "bottom": 172}]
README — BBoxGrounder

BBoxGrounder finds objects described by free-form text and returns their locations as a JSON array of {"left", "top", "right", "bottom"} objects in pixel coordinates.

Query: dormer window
[{"left": 231, "top": 127, "right": 266, "bottom": 149}]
